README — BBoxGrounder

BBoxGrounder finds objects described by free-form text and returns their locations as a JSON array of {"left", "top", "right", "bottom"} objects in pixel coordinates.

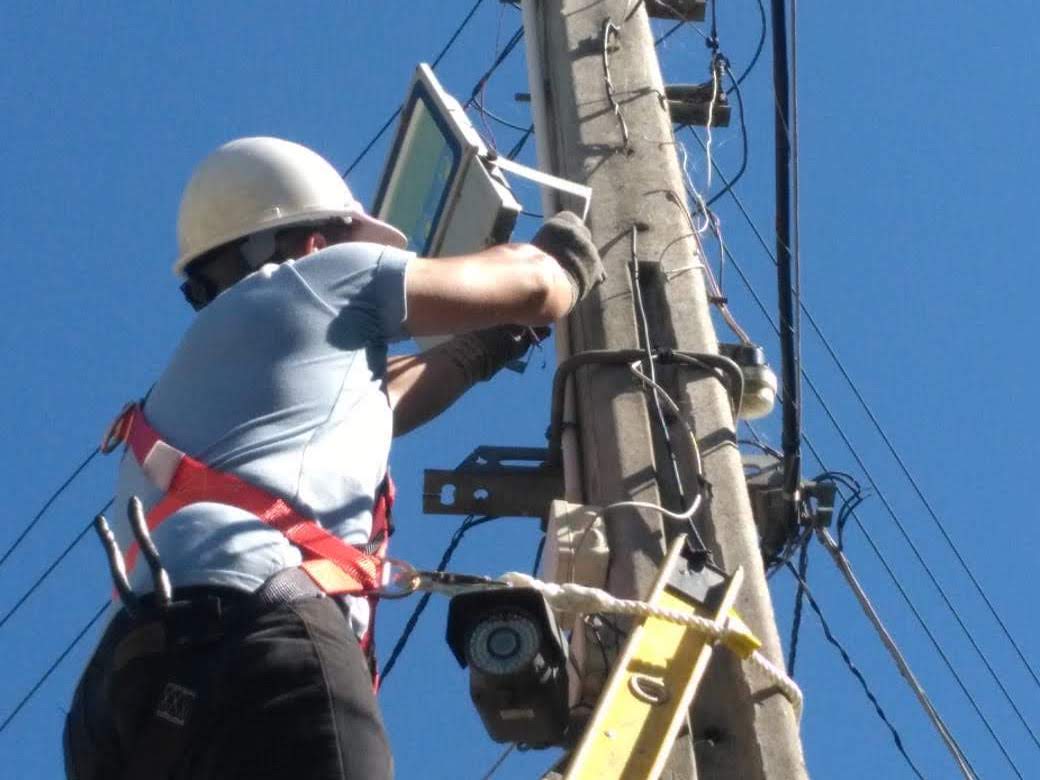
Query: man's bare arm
[
  {"left": 403, "top": 243, "right": 573, "bottom": 336},
  {"left": 385, "top": 348, "right": 473, "bottom": 437}
]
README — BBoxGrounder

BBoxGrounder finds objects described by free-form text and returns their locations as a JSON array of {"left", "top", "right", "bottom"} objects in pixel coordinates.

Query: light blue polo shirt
[{"left": 109, "top": 241, "right": 412, "bottom": 636}]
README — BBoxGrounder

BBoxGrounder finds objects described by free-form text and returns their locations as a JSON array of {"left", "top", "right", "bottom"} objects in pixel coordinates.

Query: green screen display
[{"left": 380, "top": 97, "right": 460, "bottom": 253}]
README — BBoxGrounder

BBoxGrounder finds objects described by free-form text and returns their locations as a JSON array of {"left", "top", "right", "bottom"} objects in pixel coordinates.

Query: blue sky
[{"left": 2, "top": 2, "right": 1038, "bottom": 778}]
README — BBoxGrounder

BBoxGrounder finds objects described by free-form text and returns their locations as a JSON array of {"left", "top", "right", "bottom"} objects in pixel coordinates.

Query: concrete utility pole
[{"left": 521, "top": 1, "right": 807, "bottom": 777}]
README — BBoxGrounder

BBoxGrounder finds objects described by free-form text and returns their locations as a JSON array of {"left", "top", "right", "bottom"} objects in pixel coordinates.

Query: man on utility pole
[
  {"left": 63, "top": 136, "right": 604, "bottom": 780},
  {"left": 521, "top": 1, "right": 807, "bottom": 777}
]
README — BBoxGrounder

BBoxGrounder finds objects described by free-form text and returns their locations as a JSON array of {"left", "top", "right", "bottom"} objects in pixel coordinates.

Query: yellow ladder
[{"left": 564, "top": 537, "right": 758, "bottom": 780}]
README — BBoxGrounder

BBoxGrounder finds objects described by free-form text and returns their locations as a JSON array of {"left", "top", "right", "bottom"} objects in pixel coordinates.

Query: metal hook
[
  {"left": 128, "top": 496, "right": 172, "bottom": 609},
  {"left": 93, "top": 513, "right": 137, "bottom": 617}
]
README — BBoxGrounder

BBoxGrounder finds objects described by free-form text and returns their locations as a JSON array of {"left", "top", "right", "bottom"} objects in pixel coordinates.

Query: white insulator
[{"left": 739, "top": 363, "right": 778, "bottom": 420}]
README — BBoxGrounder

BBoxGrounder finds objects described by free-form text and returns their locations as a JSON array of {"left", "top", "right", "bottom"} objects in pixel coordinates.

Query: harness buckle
[{"left": 100, "top": 402, "right": 136, "bottom": 454}]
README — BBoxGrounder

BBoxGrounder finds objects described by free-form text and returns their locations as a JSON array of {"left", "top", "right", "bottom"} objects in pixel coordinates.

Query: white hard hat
[{"left": 174, "top": 136, "right": 407, "bottom": 276}]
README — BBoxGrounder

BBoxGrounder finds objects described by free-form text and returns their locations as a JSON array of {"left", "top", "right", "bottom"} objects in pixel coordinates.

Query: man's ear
[{"left": 304, "top": 232, "right": 328, "bottom": 255}]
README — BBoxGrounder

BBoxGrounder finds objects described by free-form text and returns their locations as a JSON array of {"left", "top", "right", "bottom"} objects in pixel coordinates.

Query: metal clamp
[{"left": 375, "top": 560, "right": 507, "bottom": 600}]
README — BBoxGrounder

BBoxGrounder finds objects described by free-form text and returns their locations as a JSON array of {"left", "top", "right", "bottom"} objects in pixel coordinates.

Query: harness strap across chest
[{"left": 102, "top": 402, "right": 394, "bottom": 613}]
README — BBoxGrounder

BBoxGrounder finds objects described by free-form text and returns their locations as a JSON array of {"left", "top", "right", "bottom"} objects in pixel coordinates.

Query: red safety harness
[{"left": 101, "top": 402, "right": 394, "bottom": 665}]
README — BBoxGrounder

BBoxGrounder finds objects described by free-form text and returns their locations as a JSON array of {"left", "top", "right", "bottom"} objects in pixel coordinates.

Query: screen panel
[{"left": 377, "top": 91, "right": 462, "bottom": 254}]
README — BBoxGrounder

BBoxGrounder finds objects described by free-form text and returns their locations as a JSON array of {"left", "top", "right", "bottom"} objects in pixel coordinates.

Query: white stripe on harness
[{"left": 140, "top": 440, "right": 183, "bottom": 492}]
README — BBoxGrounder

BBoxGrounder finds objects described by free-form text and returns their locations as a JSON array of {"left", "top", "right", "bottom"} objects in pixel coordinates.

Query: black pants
[{"left": 64, "top": 591, "right": 392, "bottom": 780}]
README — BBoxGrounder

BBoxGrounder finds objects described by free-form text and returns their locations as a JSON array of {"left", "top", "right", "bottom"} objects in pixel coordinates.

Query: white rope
[{"left": 499, "top": 572, "right": 803, "bottom": 718}]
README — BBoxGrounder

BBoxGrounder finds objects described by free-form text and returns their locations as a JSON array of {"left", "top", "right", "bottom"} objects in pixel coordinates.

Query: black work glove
[
  {"left": 441, "top": 325, "right": 551, "bottom": 384},
  {"left": 531, "top": 211, "right": 606, "bottom": 309}
]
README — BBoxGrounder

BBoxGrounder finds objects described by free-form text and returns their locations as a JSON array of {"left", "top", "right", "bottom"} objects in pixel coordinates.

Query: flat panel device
[{"left": 372, "top": 63, "right": 520, "bottom": 259}]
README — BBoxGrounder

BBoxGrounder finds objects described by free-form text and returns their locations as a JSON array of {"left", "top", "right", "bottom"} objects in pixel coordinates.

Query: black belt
[{"left": 112, "top": 567, "right": 325, "bottom": 672}]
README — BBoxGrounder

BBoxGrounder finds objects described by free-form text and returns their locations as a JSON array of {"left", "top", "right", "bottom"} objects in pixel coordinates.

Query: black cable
[
  {"left": 654, "top": 20, "right": 690, "bottom": 47},
  {"left": 380, "top": 515, "right": 498, "bottom": 684},
  {"left": 506, "top": 126, "right": 534, "bottom": 160},
  {"left": 630, "top": 228, "right": 686, "bottom": 506},
  {"left": 629, "top": 228, "right": 711, "bottom": 556},
  {"left": 465, "top": 27, "right": 525, "bottom": 109},
  {"left": 784, "top": 560, "right": 927, "bottom": 780},
  {"left": 0, "top": 503, "right": 109, "bottom": 635},
  {"left": 0, "top": 599, "right": 107, "bottom": 735},
  {"left": 532, "top": 534, "right": 546, "bottom": 576},
  {"left": 343, "top": 0, "right": 489, "bottom": 176},
  {"left": 708, "top": 0, "right": 719, "bottom": 50},
  {"left": 468, "top": 98, "right": 531, "bottom": 133},
  {"left": 652, "top": 0, "right": 763, "bottom": 94},
  {"left": 0, "top": 447, "right": 99, "bottom": 571},
  {"left": 769, "top": 0, "right": 801, "bottom": 533},
  {"left": 478, "top": 744, "right": 516, "bottom": 780},
  {"left": 802, "top": 440, "right": 995, "bottom": 779},
  {"left": 729, "top": 0, "right": 767, "bottom": 91},
  {"left": 786, "top": 535, "right": 810, "bottom": 676}
]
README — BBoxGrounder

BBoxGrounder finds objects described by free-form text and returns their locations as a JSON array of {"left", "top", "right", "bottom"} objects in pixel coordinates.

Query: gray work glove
[
  {"left": 531, "top": 211, "right": 606, "bottom": 309},
  {"left": 441, "top": 325, "right": 551, "bottom": 384}
]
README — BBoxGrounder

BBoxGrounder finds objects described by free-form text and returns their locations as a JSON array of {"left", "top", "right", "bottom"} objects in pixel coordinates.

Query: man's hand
[
  {"left": 468, "top": 325, "right": 551, "bottom": 373},
  {"left": 530, "top": 211, "right": 606, "bottom": 309}
]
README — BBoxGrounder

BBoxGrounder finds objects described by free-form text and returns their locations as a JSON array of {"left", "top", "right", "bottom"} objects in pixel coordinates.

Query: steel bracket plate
[{"left": 423, "top": 446, "right": 563, "bottom": 519}]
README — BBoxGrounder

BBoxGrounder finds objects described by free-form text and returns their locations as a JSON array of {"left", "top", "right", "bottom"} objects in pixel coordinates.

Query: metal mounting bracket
[{"left": 423, "top": 446, "right": 563, "bottom": 519}]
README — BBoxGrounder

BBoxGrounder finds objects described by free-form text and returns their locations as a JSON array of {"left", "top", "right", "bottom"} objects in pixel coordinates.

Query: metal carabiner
[
  {"left": 373, "top": 559, "right": 423, "bottom": 599},
  {"left": 100, "top": 403, "right": 135, "bottom": 454}
]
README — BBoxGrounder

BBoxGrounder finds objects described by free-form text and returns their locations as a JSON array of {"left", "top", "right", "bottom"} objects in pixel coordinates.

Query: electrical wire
[
  {"left": 477, "top": 744, "right": 515, "bottom": 780},
  {"left": 600, "top": 19, "right": 631, "bottom": 150},
  {"left": 0, "top": 599, "right": 108, "bottom": 735},
  {"left": 786, "top": 534, "right": 810, "bottom": 676},
  {"left": 0, "top": 505, "right": 108, "bottom": 635},
  {"left": 629, "top": 226, "right": 711, "bottom": 555},
  {"left": 768, "top": 0, "right": 801, "bottom": 531},
  {"left": 802, "top": 457, "right": 996, "bottom": 777},
  {"left": 784, "top": 559, "right": 928, "bottom": 780},
  {"left": 697, "top": 160, "right": 1027, "bottom": 764},
  {"left": 0, "top": 447, "right": 99, "bottom": 571},
  {"left": 506, "top": 125, "right": 534, "bottom": 160},
  {"left": 380, "top": 515, "right": 498, "bottom": 684},
  {"left": 729, "top": 0, "right": 767, "bottom": 90},
  {"left": 465, "top": 27, "right": 525, "bottom": 110},
  {"left": 698, "top": 64, "right": 748, "bottom": 209},
  {"left": 689, "top": 131, "right": 1040, "bottom": 696},
  {"left": 729, "top": 239, "right": 1026, "bottom": 768},
  {"left": 815, "top": 524, "right": 978, "bottom": 779},
  {"left": 664, "top": 189, "right": 751, "bottom": 344},
  {"left": 651, "top": 0, "right": 764, "bottom": 95},
  {"left": 468, "top": 97, "right": 531, "bottom": 133},
  {"left": 343, "top": 0, "right": 489, "bottom": 176},
  {"left": 720, "top": 232, "right": 1040, "bottom": 766},
  {"left": 631, "top": 227, "right": 687, "bottom": 505},
  {"left": 654, "top": 19, "right": 706, "bottom": 47},
  {"left": 531, "top": 534, "right": 546, "bottom": 576}
]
